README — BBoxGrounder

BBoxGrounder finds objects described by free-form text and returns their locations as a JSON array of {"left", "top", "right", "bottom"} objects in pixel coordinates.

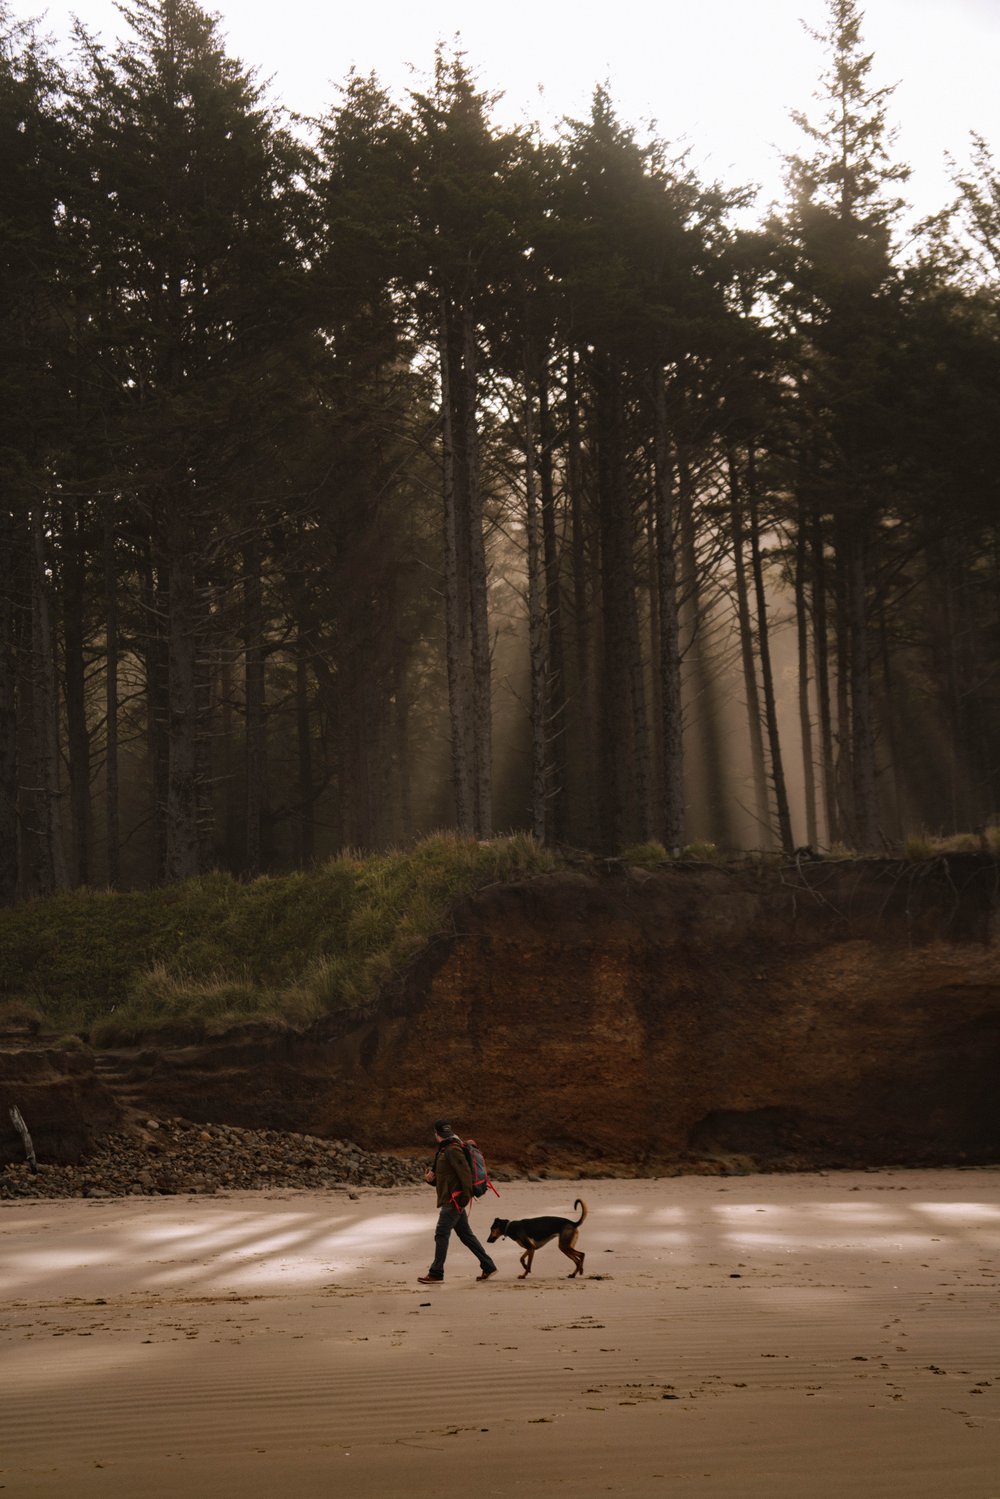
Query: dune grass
[{"left": 0, "top": 833, "right": 555, "bottom": 1046}]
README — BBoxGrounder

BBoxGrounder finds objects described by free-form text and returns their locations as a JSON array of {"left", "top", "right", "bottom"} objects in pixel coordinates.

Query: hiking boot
[
  {"left": 417, "top": 1274, "right": 443, "bottom": 1284},
  {"left": 476, "top": 1266, "right": 498, "bottom": 1281}
]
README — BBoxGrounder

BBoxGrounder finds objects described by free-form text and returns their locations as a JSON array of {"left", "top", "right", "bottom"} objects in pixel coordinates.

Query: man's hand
[{"left": 424, "top": 1168, "right": 436, "bottom": 1185}]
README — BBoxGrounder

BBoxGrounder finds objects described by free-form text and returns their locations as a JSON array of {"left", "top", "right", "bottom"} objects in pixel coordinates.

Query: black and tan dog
[{"left": 488, "top": 1199, "right": 587, "bottom": 1278}]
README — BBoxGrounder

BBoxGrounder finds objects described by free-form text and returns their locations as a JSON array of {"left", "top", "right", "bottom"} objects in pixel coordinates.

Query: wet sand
[{"left": 1, "top": 1170, "right": 998, "bottom": 1497}]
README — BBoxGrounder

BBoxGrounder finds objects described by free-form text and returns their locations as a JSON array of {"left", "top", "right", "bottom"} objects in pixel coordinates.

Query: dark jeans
[{"left": 428, "top": 1203, "right": 496, "bottom": 1279}]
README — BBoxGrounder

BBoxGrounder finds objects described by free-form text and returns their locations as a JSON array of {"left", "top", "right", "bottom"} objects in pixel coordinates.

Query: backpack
[{"left": 460, "top": 1138, "right": 499, "bottom": 1199}]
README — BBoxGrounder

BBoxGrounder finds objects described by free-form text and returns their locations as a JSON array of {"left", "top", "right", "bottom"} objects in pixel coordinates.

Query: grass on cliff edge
[{"left": 0, "top": 833, "right": 556, "bottom": 1046}]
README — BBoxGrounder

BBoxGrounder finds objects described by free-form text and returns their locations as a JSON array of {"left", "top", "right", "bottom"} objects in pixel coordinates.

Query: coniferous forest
[{"left": 2, "top": 0, "right": 999, "bottom": 901}]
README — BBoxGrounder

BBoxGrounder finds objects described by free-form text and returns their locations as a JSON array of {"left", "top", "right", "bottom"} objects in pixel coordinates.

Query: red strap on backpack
[{"left": 462, "top": 1138, "right": 501, "bottom": 1199}]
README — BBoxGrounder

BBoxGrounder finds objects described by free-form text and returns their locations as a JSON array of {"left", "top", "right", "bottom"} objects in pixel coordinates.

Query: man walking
[{"left": 418, "top": 1120, "right": 497, "bottom": 1284}]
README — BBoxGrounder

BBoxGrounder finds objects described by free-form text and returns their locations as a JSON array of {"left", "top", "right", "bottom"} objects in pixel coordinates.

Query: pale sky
[{"left": 38, "top": 0, "right": 1000, "bottom": 221}]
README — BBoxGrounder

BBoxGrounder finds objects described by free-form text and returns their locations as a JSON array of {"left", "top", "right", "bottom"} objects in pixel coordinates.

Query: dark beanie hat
[{"left": 433, "top": 1119, "right": 455, "bottom": 1137}]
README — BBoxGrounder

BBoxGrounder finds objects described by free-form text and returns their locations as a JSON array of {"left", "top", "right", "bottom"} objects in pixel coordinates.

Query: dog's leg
[
  {"left": 558, "top": 1242, "right": 585, "bottom": 1277},
  {"left": 518, "top": 1246, "right": 534, "bottom": 1279},
  {"left": 558, "top": 1228, "right": 586, "bottom": 1278}
]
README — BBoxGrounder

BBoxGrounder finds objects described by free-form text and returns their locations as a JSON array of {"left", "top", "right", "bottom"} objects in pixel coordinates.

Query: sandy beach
[{"left": 1, "top": 1170, "right": 998, "bottom": 1497}]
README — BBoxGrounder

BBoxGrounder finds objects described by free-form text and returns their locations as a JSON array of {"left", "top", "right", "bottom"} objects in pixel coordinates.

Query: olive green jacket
[{"left": 433, "top": 1138, "right": 472, "bottom": 1209}]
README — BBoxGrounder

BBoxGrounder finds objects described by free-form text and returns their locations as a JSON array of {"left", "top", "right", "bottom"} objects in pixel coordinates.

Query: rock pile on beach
[{"left": 0, "top": 1118, "right": 426, "bottom": 1199}]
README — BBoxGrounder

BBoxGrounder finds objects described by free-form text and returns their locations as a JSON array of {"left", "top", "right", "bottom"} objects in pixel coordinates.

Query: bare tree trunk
[
  {"left": 362, "top": 671, "right": 380, "bottom": 848},
  {"left": 811, "top": 513, "right": 838, "bottom": 847},
  {"left": 338, "top": 653, "right": 367, "bottom": 849},
  {"left": 394, "top": 648, "right": 413, "bottom": 845},
  {"left": 746, "top": 456, "right": 794, "bottom": 854},
  {"left": 846, "top": 527, "right": 879, "bottom": 851},
  {"left": 594, "top": 355, "right": 633, "bottom": 852},
  {"left": 103, "top": 498, "right": 120, "bottom": 887},
  {"left": 833, "top": 524, "right": 854, "bottom": 845},
  {"left": 626, "top": 512, "right": 653, "bottom": 846},
  {"left": 194, "top": 582, "right": 215, "bottom": 872},
  {"left": 0, "top": 499, "right": 22, "bottom": 904},
  {"left": 29, "top": 505, "right": 68, "bottom": 894},
  {"left": 296, "top": 632, "right": 315, "bottom": 864},
  {"left": 61, "top": 499, "right": 91, "bottom": 885},
  {"left": 991, "top": 537, "right": 1000, "bottom": 812},
  {"left": 8, "top": 1105, "right": 37, "bottom": 1172},
  {"left": 592, "top": 357, "right": 650, "bottom": 847},
  {"left": 288, "top": 545, "right": 315, "bottom": 867},
  {"left": 934, "top": 535, "right": 962, "bottom": 830},
  {"left": 794, "top": 499, "right": 818, "bottom": 849},
  {"left": 243, "top": 543, "right": 265, "bottom": 876},
  {"left": 368, "top": 671, "right": 391, "bottom": 849},
  {"left": 0, "top": 500, "right": 22, "bottom": 899},
  {"left": 140, "top": 531, "right": 169, "bottom": 881},
  {"left": 653, "top": 374, "right": 684, "bottom": 852},
  {"left": 566, "top": 350, "right": 598, "bottom": 848},
  {"left": 645, "top": 482, "right": 662, "bottom": 811},
  {"left": 938, "top": 533, "right": 983, "bottom": 830},
  {"left": 876, "top": 598, "right": 904, "bottom": 842},
  {"left": 727, "top": 449, "right": 771, "bottom": 846},
  {"left": 538, "top": 362, "right": 566, "bottom": 840},
  {"left": 217, "top": 634, "right": 239, "bottom": 869},
  {"left": 164, "top": 500, "right": 200, "bottom": 883},
  {"left": 439, "top": 304, "right": 474, "bottom": 835},
  {"left": 953, "top": 539, "right": 983, "bottom": 827},
  {"left": 953, "top": 539, "right": 989, "bottom": 826},
  {"left": 462, "top": 304, "right": 492, "bottom": 839},
  {"left": 311, "top": 651, "right": 343, "bottom": 851},
  {"left": 678, "top": 441, "right": 732, "bottom": 846},
  {"left": 523, "top": 371, "right": 548, "bottom": 843}
]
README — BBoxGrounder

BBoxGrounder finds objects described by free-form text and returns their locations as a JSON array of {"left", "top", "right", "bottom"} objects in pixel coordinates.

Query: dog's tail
[{"left": 573, "top": 1198, "right": 588, "bottom": 1226}]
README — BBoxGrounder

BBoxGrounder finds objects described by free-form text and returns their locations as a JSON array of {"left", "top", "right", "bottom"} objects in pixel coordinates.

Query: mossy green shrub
[
  {"left": 0, "top": 833, "right": 555, "bottom": 1042},
  {"left": 679, "top": 840, "right": 725, "bottom": 863},
  {"left": 87, "top": 964, "right": 316, "bottom": 1047},
  {"left": 0, "top": 999, "right": 45, "bottom": 1035},
  {"left": 902, "top": 831, "right": 999, "bottom": 860},
  {"left": 51, "top": 1033, "right": 87, "bottom": 1051},
  {"left": 933, "top": 831, "right": 991, "bottom": 854},
  {"left": 621, "top": 840, "right": 671, "bottom": 867}
]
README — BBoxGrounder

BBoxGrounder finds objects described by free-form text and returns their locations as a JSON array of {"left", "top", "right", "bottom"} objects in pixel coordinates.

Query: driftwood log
[{"left": 9, "top": 1105, "right": 38, "bottom": 1173}]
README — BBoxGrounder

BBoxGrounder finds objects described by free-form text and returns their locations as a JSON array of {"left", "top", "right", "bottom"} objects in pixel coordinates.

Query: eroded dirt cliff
[
  {"left": 3, "top": 856, "right": 999, "bottom": 1172},
  {"left": 0, "top": 1047, "right": 121, "bottom": 1163}
]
